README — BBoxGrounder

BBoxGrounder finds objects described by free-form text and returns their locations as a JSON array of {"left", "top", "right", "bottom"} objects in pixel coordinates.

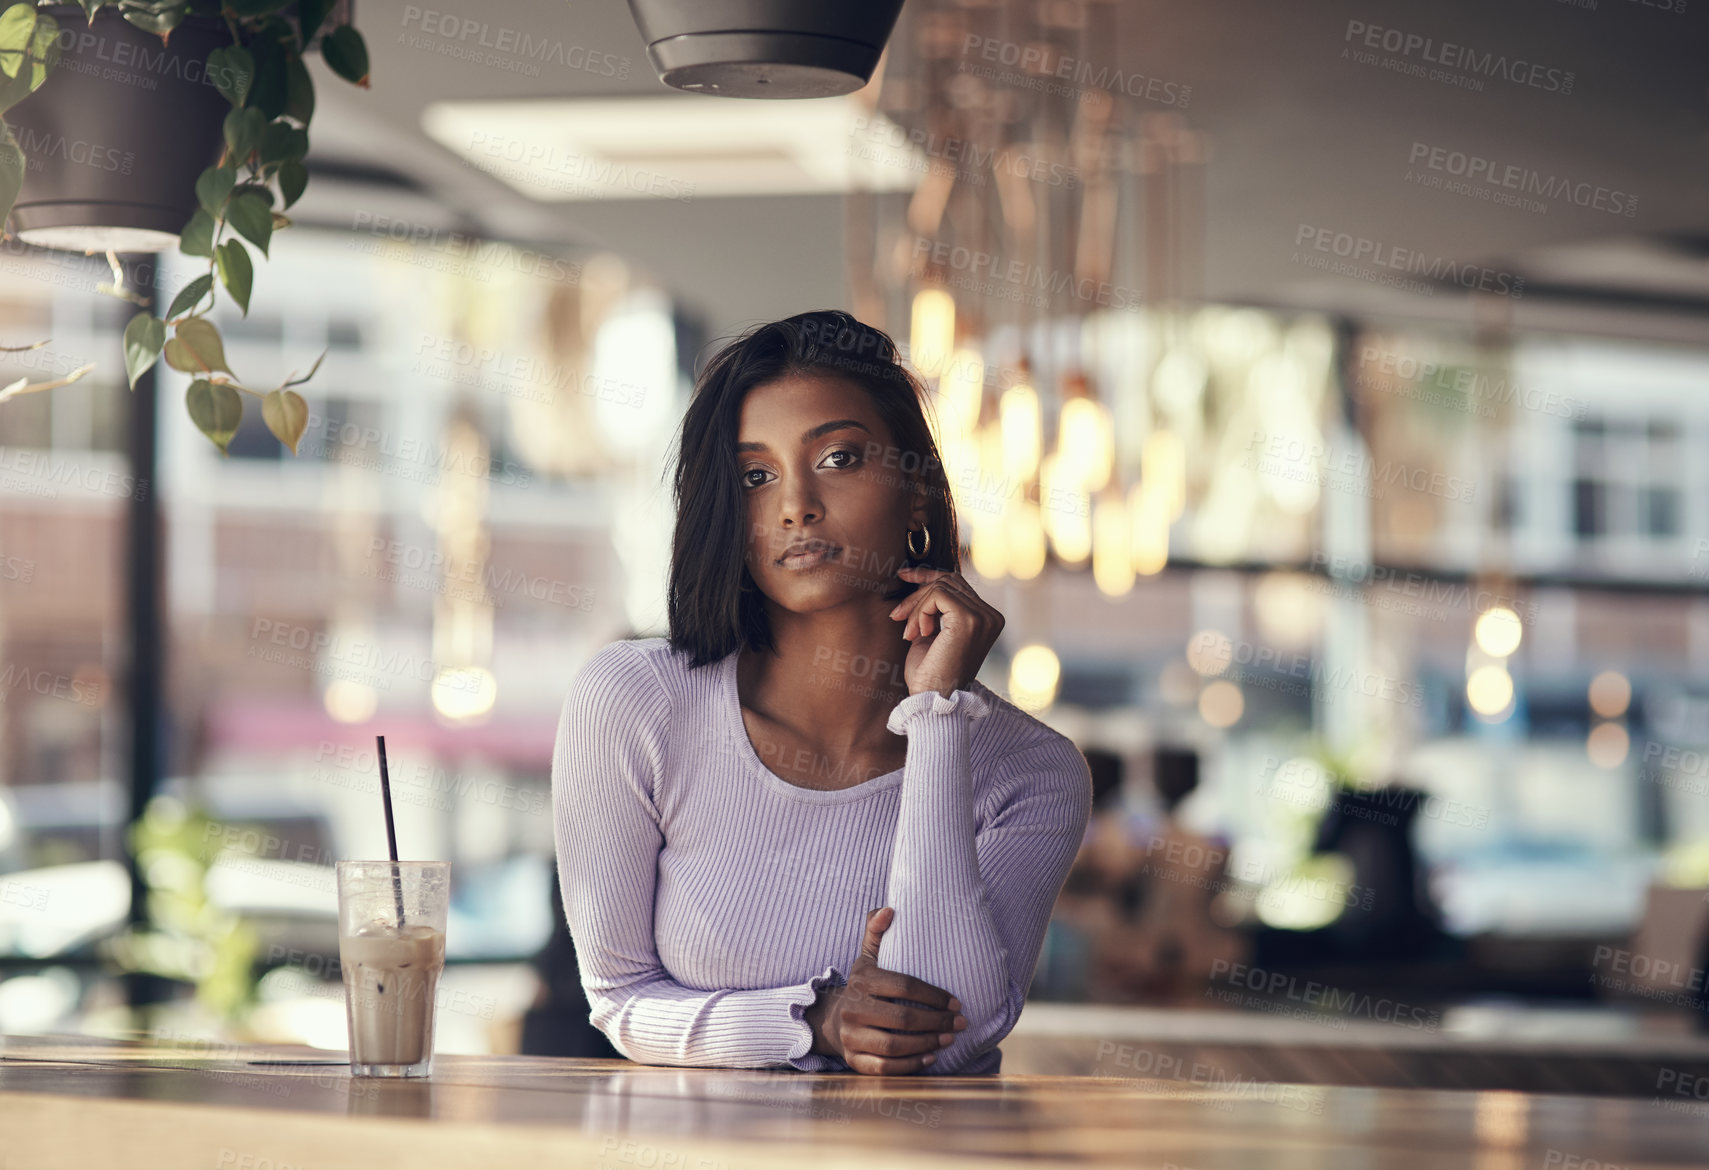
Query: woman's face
[{"left": 736, "top": 373, "right": 925, "bottom": 616}]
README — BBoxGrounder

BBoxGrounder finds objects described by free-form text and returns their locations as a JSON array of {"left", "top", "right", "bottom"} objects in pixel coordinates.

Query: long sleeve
[
  {"left": 875, "top": 687, "right": 1093, "bottom": 1075},
  {"left": 552, "top": 641, "right": 845, "bottom": 1070}
]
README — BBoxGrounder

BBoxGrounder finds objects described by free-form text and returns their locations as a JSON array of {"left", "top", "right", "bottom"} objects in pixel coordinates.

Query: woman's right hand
[{"left": 804, "top": 907, "right": 967, "bottom": 1075}]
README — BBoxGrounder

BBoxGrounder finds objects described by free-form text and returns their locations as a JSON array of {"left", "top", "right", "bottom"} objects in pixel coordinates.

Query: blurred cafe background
[{"left": 3, "top": 0, "right": 1709, "bottom": 1075}]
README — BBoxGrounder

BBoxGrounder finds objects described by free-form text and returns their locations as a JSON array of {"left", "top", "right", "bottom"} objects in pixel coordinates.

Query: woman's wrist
[{"left": 804, "top": 984, "right": 844, "bottom": 1057}]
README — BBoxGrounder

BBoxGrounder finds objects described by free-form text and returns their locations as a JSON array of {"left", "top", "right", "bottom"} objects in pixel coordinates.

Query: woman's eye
[
  {"left": 821, "top": 448, "right": 859, "bottom": 469},
  {"left": 741, "top": 468, "right": 772, "bottom": 489}
]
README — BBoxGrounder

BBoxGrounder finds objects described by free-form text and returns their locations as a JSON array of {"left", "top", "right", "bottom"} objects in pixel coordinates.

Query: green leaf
[
  {"left": 120, "top": 6, "right": 186, "bottom": 38},
  {"left": 205, "top": 45, "right": 252, "bottom": 108},
  {"left": 320, "top": 25, "right": 368, "bottom": 88},
  {"left": 0, "top": 122, "right": 21, "bottom": 230},
  {"left": 0, "top": 5, "right": 37, "bottom": 69},
  {"left": 0, "top": 6, "right": 60, "bottom": 117},
  {"left": 261, "top": 387, "right": 307, "bottom": 454},
  {"left": 222, "top": 106, "right": 265, "bottom": 164},
  {"left": 216, "top": 239, "right": 253, "bottom": 315},
  {"left": 178, "top": 208, "right": 216, "bottom": 257},
  {"left": 277, "top": 159, "right": 307, "bottom": 210},
  {"left": 194, "top": 165, "right": 234, "bottom": 216},
  {"left": 164, "top": 273, "right": 212, "bottom": 322},
  {"left": 258, "top": 121, "right": 306, "bottom": 167},
  {"left": 232, "top": 182, "right": 273, "bottom": 207},
  {"left": 186, "top": 378, "right": 242, "bottom": 454},
  {"left": 247, "top": 32, "right": 288, "bottom": 119},
  {"left": 174, "top": 317, "right": 232, "bottom": 375},
  {"left": 283, "top": 53, "right": 314, "bottom": 124},
  {"left": 123, "top": 313, "right": 166, "bottom": 389},
  {"left": 226, "top": 192, "right": 271, "bottom": 258},
  {"left": 296, "top": 0, "right": 332, "bottom": 46}
]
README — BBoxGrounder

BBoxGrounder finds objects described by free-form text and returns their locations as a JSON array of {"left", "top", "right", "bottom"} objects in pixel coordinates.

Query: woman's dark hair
[{"left": 667, "top": 310, "right": 961, "bottom": 668}]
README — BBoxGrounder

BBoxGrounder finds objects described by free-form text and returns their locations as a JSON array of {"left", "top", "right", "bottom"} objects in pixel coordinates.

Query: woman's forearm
[{"left": 874, "top": 689, "right": 1011, "bottom": 1071}]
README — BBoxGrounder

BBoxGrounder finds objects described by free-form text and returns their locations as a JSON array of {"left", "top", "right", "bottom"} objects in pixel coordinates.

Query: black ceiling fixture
[{"left": 626, "top": 0, "right": 905, "bottom": 99}]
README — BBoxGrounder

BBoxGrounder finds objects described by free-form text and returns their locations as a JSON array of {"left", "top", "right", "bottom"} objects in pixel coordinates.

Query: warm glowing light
[
  {"left": 1005, "top": 500, "right": 1046, "bottom": 580},
  {"left": 1252, "top": 572, "right": 1324, "bottom": 650},
  {"left": 1128, "top": 482, "right": 1170, "bottom": 576},
  {"left": 1198, "top": 680, "right": 1244, "bottom": 728},
  {"left": 1057, "top": 397, "right": 1114, "bottom": 491},
  {"left": 432, "top": 666, "right": 498, "bottom": 722},
  {"left": 1141, "top": 430, "right": 1186, "bottom": 520},
  {"left": 1588, "top": 670, "right": 1631, "bottom": 719},
  {"left": 968, "top": 508, "right": 1006, "bottom": 579},
  {"left": 1010, "top": 644, "right": 1061, "bottom": 711},
  {"left": 1039, "top": 455, "right": 1091, "bottom": 564},
  {"left": 1186, "top": 629, "right": 1233, "bottom": 677},
  {"left": 1587, "top": 721, "right": 1629, "bottom": 769},
  {"left": 1091, "top": 493, "right": 1133, "bottom": 596},
  {"left": 324, "top": 680, "right": 377, "bottom": 724},
  {"left": 1466, "top": 664, "right": 1514, "bottom": 719},
  {"left": 1000, "top": 383, "right": 1041, "bottom": 481},
  {"left": 1474, "top": 607, "right": 1523, "bottom": 658},
  {"left": 909, "top": 289, "right": 954, "bottom": 378},
  {"left": 938, "top": 348, "right": 984, "bottom": 435}
]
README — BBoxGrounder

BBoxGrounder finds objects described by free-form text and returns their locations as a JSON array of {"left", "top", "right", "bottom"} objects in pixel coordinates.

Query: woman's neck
[{"left": 737, "top": 599, "right": 912, "bottom": 753}]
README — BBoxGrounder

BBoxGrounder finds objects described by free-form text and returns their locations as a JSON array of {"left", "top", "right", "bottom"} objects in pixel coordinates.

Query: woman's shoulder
[{"left": 567, "top": 637, "right": 726, "bottom": 715}]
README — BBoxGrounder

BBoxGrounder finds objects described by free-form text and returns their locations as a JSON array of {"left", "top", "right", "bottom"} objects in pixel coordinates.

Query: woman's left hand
[{"left": 889, "top": 566, "right": 1005, "bottom": 697}]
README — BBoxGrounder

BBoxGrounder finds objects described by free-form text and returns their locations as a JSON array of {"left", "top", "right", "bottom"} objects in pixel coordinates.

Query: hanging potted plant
[{"left": 0, "top": 0, "right": 369, "bottom": 454}]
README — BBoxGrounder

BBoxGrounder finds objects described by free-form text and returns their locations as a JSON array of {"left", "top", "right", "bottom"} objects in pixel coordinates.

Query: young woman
[{"left": 552, "top": 310, "right": 1092, "bottom": 1075}]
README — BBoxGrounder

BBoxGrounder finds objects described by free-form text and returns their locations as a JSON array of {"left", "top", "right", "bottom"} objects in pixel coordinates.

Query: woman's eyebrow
[{"left": 736, "top": 419, "right": 872, "bottom": 454}]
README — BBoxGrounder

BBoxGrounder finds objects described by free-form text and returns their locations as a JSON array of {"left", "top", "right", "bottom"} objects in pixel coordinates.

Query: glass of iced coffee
[{"left": 336, "top": 860, "right": 449, "bottom": 1078}]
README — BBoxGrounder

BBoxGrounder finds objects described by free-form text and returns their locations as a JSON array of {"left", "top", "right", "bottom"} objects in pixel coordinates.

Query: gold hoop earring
[{"left": 906, "top": 526, "right": 931, "bottom": 559}]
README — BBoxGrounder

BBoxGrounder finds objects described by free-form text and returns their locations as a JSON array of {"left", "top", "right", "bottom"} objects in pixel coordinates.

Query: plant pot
[
  {"left": 7, "top": 5, "right": 231, "bottom": 253},
  {"left": 626, "top": 0, "right": 905, "bottom": 99}
]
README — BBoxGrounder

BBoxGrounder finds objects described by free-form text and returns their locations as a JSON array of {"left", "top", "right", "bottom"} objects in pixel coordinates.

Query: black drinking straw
[{"left": 376, "top": 734, "right": 406, "bottom": 928}]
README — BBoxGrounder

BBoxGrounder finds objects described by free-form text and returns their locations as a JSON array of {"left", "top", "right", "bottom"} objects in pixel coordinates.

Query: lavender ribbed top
[{"left": 551, "top": 637, "right": 1092, "bottom": 1074}]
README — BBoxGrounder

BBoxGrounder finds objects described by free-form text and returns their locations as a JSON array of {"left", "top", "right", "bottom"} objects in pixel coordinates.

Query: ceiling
[{"left": 297, "top": 0, "right": 1709, "bottom": 347}]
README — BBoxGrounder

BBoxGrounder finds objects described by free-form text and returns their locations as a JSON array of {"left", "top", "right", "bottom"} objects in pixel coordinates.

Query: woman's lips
[{"left": 777, "top": 542, "right": 840, "bottom": 570}]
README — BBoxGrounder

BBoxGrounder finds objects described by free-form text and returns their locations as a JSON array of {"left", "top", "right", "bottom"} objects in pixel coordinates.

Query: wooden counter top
[{"left": 3, "top": 1033, "right": 1707, "bottom": 1169}]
